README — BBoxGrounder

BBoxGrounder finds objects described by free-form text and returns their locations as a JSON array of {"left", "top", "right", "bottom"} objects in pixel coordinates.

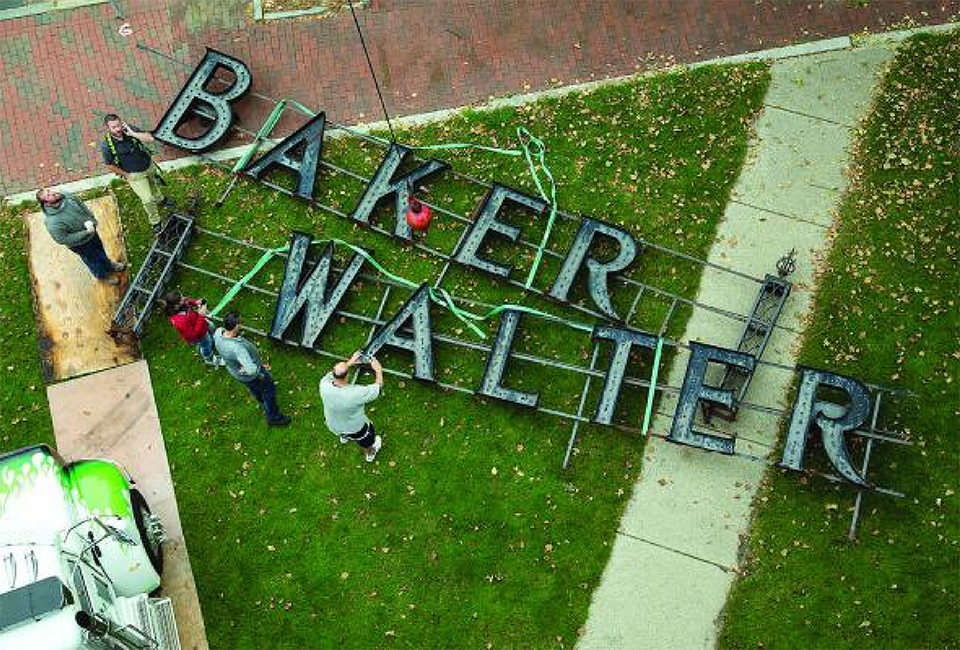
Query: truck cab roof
[{"left": 0, "top": 446, "right": 74, "bottom": 542}]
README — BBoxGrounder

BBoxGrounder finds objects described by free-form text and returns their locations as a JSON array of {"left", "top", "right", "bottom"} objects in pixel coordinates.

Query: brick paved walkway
[{"left": 0, "top": 0, "right": 956, "bottom": 195}]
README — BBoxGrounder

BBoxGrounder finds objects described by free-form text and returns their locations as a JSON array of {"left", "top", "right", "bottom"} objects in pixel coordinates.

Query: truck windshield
[{"left": 0, "top": 576, "right": 74, "bottom": 632}]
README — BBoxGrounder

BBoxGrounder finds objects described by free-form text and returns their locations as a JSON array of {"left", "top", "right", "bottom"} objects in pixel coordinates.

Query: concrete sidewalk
[{"left": 577, "top": 36, "right": 908, "bottom": 650}]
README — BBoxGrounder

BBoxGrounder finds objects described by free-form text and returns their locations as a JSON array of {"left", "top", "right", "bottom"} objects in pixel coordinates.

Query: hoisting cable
[{"left": 347, "top": 0, "right": 397, "bottom": 144}]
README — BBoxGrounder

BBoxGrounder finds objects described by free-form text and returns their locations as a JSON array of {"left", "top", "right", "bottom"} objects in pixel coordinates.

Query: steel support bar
[
  {"left": 563, "top": 342, "right": 601, "bottom": 469},
  {"left": 704, "top": 273, "right": 791, "bottom": 422},
  {"left": 848, "top": 393, "right": 883, "bottom": 540}
]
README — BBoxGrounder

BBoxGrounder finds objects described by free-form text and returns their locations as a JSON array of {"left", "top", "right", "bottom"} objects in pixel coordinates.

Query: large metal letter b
[{"left": 153, "top": 48, "right": 251, "bottom": 152}]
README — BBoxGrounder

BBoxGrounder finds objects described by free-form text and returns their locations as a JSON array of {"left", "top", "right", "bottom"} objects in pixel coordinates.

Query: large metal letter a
[{"left": 153, "top": 48, "right": 251, "bottom": 152}]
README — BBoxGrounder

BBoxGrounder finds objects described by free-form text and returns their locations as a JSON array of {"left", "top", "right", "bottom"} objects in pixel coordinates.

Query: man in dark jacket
[
  {"left": 101, "top": 113, "right": 169, "bottom": 233},
  {"left": 37, "top": 188, "right": 126, "bottom": 285}
]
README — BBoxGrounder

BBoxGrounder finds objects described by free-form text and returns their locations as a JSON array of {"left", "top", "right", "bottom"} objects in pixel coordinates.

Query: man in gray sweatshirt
[
  {"left": 319, "top": 351, "right": 384, "bottom": 462},
  {"left": 37, "top": 188, "right": 126, "bottom": 285},
  {"left": 214, "top": 311, "right": 291, "bottom": 427}
]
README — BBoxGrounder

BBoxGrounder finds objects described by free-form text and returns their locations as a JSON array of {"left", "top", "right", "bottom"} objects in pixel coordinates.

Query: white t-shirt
[{"left": 319, "top": 371, "right": 381, "bottom": 436}]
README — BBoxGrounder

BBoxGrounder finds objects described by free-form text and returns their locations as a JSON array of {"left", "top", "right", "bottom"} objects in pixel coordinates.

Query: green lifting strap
[
  {"left": 640, "top": 337, "right": 664, "bottom": 437},
  {"left": 234, "top": 100, "right": 559, "bottom": 289},
  {"left": 209, "top": 238, "right": 592, "bottom": 340},
  {"left": 231, "top": 100, "right": 289, "bottom": 173}
]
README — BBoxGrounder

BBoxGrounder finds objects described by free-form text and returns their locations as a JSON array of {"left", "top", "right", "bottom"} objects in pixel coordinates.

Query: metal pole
[{"left": 848, "top": 393, "right": 883, "bottom": 541}]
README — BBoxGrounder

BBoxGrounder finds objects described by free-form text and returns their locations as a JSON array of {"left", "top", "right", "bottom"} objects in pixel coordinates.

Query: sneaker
[
  {"left": 268, "top": 415, "right": 292, "bottom": 427},
  {"left": 339, "top": 436, "right": 350, "bottom": 444},
  {"left": 204, "top": 355, "right": 226, "bottom": 367},
  {"left": 112, "top": 261, "right": 127, "bottom": 273},
  {"left": 102, "top": 276, "right": 120, "bottom": 286},
  {"left": 158, "top": 197, "right": 174, "bottom": 209},
  {"left": 365, "top": 435, "right": 382, "bottom": 462}
]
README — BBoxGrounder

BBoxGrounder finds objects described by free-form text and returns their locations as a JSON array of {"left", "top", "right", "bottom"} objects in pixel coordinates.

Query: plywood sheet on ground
[
  {"left": 48, "top": 360, "right": 208, "bottom": 650},
  {"left": 25, "top": 194, "right": 139, "bottom": 382}
]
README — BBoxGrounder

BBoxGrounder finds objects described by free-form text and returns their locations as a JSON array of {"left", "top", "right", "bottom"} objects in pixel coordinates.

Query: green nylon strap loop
[
  {"left": 640, "top": 337, "right": 664, "bottom": 437},
  {"left": 410, "top": 142, "right": 522, "bottom": 157},
  {"left": 516, "top": 127, "right": 558, "bottom": 289}
]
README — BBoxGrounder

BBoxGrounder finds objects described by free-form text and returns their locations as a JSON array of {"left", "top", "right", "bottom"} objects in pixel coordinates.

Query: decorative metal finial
[{"left": 777, "top": 248, "right": 797, "bottom": 278}]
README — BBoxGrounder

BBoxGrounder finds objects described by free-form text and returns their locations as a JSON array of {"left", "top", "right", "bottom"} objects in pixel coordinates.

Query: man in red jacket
[{"left": 164, "top": 291, "right": 224, "bottom": 366}]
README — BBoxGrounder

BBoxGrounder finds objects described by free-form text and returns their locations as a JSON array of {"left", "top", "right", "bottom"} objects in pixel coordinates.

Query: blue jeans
[
  {"left": 196, "top": 330, "right": 214, "bottom": 361},
  {"left": 242, "top": 370, "right": 282, "bottom": 422},
  {"left": 70, "top": 233, "right": 113, "bottom": 280}
]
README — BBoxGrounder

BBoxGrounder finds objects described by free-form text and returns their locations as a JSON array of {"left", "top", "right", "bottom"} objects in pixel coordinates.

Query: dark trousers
[
  {"left": 242, "top": 371, "right": 282, "bottom": 422},
  {"left": 69, "top": 233, "right": 113, "bottom": 279},
  {"left": 344, "top": 422, "right": 377, "bottom": 449}
]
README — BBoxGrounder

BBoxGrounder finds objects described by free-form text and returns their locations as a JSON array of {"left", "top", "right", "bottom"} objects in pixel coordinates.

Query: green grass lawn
[
  {"left": 718, "top": 32, "right": 959, "bottom": 650},
  {"left": 2, "top": 62, "right": 769, "bottom": 648},
  {"left": 0, "top": 205, "right": 54, "bottom": 449}
]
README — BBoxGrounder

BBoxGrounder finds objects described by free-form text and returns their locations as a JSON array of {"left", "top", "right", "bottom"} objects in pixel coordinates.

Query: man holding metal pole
[{"left": 319, "top": 352, "right": 384, "bottom": 463}]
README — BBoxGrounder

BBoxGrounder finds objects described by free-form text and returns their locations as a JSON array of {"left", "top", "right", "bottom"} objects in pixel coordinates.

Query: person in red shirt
[{"left": 164, "top": 290, "right": 224, "bottom": 366}]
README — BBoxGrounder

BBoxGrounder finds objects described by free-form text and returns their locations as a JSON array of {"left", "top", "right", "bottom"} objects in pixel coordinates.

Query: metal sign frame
[{"left": 122, "top": 46, "right": 914, "bottom": 538}]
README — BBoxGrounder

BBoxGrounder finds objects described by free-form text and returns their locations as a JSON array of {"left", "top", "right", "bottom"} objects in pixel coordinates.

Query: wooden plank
[
  {"left": 24, "top": 194, "right": 139, "bottom": 383},
  {"left": 48, "top": 360, "right": 209, "bottom": 650}
]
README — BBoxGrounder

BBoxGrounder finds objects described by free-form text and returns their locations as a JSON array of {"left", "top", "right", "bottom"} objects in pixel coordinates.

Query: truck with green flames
[{"left": 0, "top": 444, "right": 180, "bottom": 650}]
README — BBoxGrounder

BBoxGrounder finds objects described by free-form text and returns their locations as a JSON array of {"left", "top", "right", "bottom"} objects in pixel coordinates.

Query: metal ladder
[
  {"left": 702, "top": 250, "right": 795, "bottom": 422},
  {"left": 110, "top": 211, "right": 196, "bottom": 341}
]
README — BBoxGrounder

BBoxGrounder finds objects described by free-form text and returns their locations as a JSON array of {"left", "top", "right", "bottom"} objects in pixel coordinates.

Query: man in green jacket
[{"left": 37, "top": 188, "right": 126, "bottom": 285}]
